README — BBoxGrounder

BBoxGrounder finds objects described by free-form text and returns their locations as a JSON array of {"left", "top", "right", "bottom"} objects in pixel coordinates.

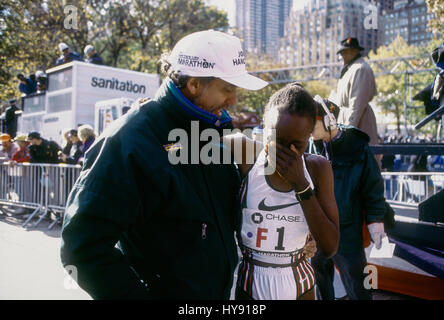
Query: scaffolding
[
  {"left": 250, "top": 55, "right": 438, "bottom": 83},
  {"left": 251, "top": 55, "right": 442, "bottom": 137}
]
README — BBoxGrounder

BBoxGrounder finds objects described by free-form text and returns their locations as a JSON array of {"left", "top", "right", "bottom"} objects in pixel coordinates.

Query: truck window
[
  {"left": 111, "top": 106, "right": 118, "bottom": 120},
  {"left": 48, "top": 92, "right": 72, "bottom": 113},
  {"left": 48, "top": 68, "right": 73, "bottom": 91},
  {"left": 23, "top": 93, "right": 46, "bottom": 114}
]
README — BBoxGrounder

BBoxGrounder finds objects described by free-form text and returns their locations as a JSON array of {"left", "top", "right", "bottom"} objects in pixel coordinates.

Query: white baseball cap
[
  {"left": 168, "top": 30, "right": 268, "bottom": 91},
  {"left": 84, "top": 44, "right": 94, "bottom": 55},
  {"left": 59, "top": 42, "right": 69, "bottom": 52}
]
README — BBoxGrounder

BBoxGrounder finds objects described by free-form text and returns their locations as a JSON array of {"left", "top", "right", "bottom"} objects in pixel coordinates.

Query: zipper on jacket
[{"left": 202, "top": 223, "right": 207, "bottom": 240}]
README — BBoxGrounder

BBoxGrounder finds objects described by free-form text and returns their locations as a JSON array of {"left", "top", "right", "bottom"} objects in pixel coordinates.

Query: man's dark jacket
[
  {"left": 56, "top": 51, "right": 83, "bottom": 65},
  {"left": 18, "top": 78, "right": 36, "bottom": 95},
  {"left": 313, "top": 126, "right": 385, "bottom": 253},
  {"left": 86, "top": 53, "right": 104, "bottom": 65},
  {"left": 64, "top": 140, "right": 83, "bottom": 164},
  {"left": 60, "top": 80, "right": 241, "bottom": 299},
  {"left": 29, "top": 139, "right": 61, "bottom": 164},
  {"left": 5, "top": 104, "right": 18, "bottom": 138}
]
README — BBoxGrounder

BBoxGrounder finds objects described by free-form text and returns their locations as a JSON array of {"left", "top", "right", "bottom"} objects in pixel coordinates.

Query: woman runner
[{"left": 225, "top": 83, "right": 339, "bottom": 300}]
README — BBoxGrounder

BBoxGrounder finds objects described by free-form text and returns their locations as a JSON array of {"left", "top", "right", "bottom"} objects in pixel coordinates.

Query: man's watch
[{"left": 295, "top": 184, "right": 313, "bottom": 202}]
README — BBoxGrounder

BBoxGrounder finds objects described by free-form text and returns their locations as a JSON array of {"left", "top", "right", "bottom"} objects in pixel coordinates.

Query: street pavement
[
  {"left": 0, "top": 208, "right": 417, "bottom": 300},
  {"left": 0, "top": 212, "right": 91, "bottom": 300}
]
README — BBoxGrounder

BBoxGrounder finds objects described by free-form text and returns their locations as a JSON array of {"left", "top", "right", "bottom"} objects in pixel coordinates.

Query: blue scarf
[{"left": 167, "top": 80, "right": 232, "bottom": 127}]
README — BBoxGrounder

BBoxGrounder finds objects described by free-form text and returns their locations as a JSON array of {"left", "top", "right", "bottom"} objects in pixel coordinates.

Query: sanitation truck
[{"left": 19, "top": 61, "right": 159, "bottom": 145}]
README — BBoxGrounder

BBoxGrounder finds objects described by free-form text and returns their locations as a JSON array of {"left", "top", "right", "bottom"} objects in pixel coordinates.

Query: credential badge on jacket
[{"left": 163, "top": 142, "right": 183, "bottom": 152}]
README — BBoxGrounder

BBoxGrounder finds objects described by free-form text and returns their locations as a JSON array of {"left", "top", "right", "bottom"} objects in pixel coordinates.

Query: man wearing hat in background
[
  {"left": 84, "top": 44, "right": 104, "bottom": 65},
  {"left": 35, "top": 70, "right": 48, "bottom": 92},
  {"left": 56, "top": 42, "right": 83, "bottom": 66},
  {"left": 61, "top": 30, "right": 268, "bottom": 299},
  {"left": 17, "top": 74, "right": 37, "bottom": 96},
  {"left": 27, "top": 132, "right": 61, "bottom": 164},
  {"left": 7, "top": 134, "right": 31, "bottom": 206},
  {"left": 0, "top": 133, "right": 19, "bottom": 163},
  {"left": 4, "top": 99, "right": 20, "bottom": 138},
  {"left": 59, "top": 129, "right": 83, "bottom": 164},
  {"left": 333, "top": 37, "right": 378, "bottom": 145},
  {"left": 11, "top": 134, "right": 30, "bottom": 163}
]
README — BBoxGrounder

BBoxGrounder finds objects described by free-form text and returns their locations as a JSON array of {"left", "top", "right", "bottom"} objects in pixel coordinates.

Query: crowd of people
[
  {"left": 55, "top": 42, "right": 103, "bottom": 66},
  {"left": 0, "top": 125, "right": 96, "bottom": 166},
  {"left": 1, "top": 29, "right": 442, "bottom": 301},
  {"left": 14, "top": 42, "right": 103, "bottom": 99},
  {"left": 55, "top": 30, "right": 400, "bottom": 301},
  {"left": 380, "top": 134, "right": 444, "bottom": 172},
  {"left": 16, "top": 70, "right": 48, "bottom": 96},
  {"left": 0, "top": 42, "right": 104, "bottom": 146}
]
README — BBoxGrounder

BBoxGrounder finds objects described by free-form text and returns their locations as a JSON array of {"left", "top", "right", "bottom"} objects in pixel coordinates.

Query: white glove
[{"left": 368, "top": 222, "right": 386, "bottom": 250}]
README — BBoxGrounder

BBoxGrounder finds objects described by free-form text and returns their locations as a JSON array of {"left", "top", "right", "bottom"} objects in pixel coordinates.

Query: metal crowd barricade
[
  {"left": 0, "top": 162, "right": 82, "bottom": 229},
  {"left": 381, "top": 172, "right": 444, "bottom": 204},
  {"left": 45, "top": 163, "right": 82, "bottom": 228}
]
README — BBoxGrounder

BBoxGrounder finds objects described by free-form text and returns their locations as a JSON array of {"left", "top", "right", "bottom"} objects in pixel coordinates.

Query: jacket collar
[
  {"left": 340, "top": 54, "right": 362, "bottom": 79},
  {"left": 155, "top": 79, "right": 233, "bottom": 131}
]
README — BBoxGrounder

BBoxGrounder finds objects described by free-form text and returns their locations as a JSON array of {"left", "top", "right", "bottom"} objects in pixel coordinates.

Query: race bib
[{"left": 241, "top": 207, "right": 309, "bottom": 254}]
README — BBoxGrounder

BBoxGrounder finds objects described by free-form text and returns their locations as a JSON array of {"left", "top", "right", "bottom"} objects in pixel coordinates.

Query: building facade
[
  {"left": 378, "top": 0, "right": 395, "bottom": 12},
  {"left": 278, "top": 0, "right": 380, "bottom": 67},
  {"left": 235, "top": 0, "right": 293, "bottom": 58},
  {"left": 381, "top": 0, "right": 434, "bottom": 46}
]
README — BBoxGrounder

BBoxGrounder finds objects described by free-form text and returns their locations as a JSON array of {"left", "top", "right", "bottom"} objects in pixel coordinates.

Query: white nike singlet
[{"left": 237, "top": 150, "right": 316, "bottom": 300}]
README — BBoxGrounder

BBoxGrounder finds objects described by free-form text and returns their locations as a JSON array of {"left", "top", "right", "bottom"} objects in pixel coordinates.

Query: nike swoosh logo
[{"left": 258, "top": 198, "right": 298, "bottom": 211}]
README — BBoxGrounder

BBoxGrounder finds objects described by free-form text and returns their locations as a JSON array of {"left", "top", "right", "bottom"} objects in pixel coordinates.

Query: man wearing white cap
[
  {"left": 56, "top": 42, "right": 82, "bottom": 66},
  {"left": 84, "top": 44, "right": 103, "bottom": 65},
  {"left": 61, "top": 30, "right": 268, "bottom": 299}
]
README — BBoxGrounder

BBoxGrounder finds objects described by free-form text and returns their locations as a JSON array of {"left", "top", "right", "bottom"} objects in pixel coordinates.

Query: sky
[{"left": 205, "top": 0, "right": 311, "bottom": 26}]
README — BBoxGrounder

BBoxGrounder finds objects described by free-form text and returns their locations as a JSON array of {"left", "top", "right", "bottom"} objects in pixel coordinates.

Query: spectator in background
[
  {"left": 11, "top": 134, "right": 30, "bottom": 163},
  {"left": 393, "top": 155, "right": 402, "bottom": 171},
  {"left": 59, "top": 129, "right": 83, "bottom": 164},
  {"left": 408, "top": 154, "right": 429, "bottom": 172},
  {"left": 4, "top": 99, "right": 19, "bottom": 138},
  {"left": 35, "top": 70, "right": 47, "bottom": 86},
  {"left": 77, "top": 124, "right": 95, "bottom": 165},
  {"left": 36, "top": 81, "right": 46, "bottom": 93},
  {"left": 35, "top": 70, "right": 48, "bottom": 92},
  {"left": 0, "top": 105, "right": 6, "bottom": 133},
  {"left": 310, "top": 97, "right": 386, "bottom": 300},
  {"left": 29, "top": 73, "right": 36, "bottom": 84},
  {"left": 430, "top": 155, "right": 444, "bottom": 171},
  {"left": 381, "top": 154, "right": 394, "bottom": 172},
  {"left": 27, "top": 132, "right": 61, "bottom": 164},
  {"left": 56, "top": 42, "right": 83, "bottom": 66},
  {"left": 17, "top": 74, "right": 37, "bottom": 95},
  {"left": 333, "top": 38, "right": 379, "bottom": 145},
  {"left": 84, "top": 45, "right": 103, "bottom": 65},
  {"left": 0, "top": 133, "right": 20, "bottom": 162},
  {"left": 61, "top": 129, "right": 72, "bottom": 155}
]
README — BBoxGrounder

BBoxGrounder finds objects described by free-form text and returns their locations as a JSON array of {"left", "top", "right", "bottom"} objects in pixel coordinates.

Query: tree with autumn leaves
[
  {"left": 1, "top": 0, "right": 442, "bottom": 132},
  {"left": 0, "top": 0, "right": 228, "bottom": 102}
]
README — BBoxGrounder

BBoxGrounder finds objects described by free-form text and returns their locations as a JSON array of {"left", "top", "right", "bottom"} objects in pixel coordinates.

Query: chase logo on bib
[
  {"left": 241, "top": 208, "right": 308, "bottom": 253},
  {"left": 251, "top": 212, "right": 264, "bottom": 224}
]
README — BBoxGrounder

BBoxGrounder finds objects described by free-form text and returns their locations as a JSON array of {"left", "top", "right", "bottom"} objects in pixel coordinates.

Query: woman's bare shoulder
[
  {"left": 305, "top": 153, "right": 331, "bottom": 170},
  {"left": 304, "top": 153, "right": 333, "bottom": 185}
]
